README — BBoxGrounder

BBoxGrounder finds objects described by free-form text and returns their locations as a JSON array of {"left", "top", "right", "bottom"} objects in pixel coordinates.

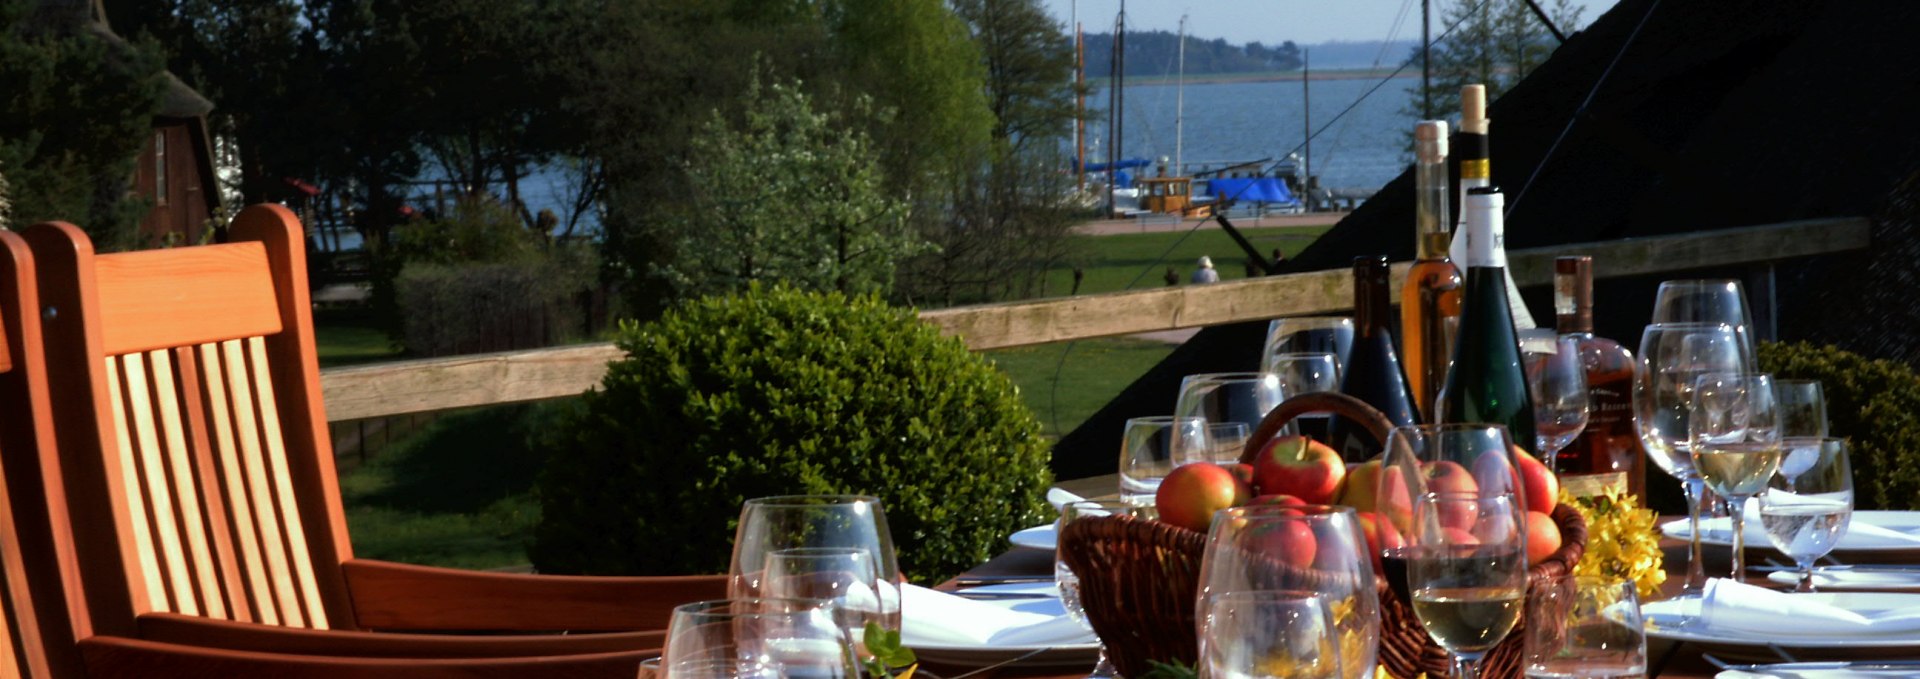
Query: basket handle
[{"left": 1238, "top": 391, "right": 1396, "bottom": 463}]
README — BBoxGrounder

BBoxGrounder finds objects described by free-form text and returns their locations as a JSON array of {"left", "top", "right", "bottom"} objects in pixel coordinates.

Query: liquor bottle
[
  {"left": 1437, "top": 187, "right": 1537, "bottom": 451},
  {"left": 1401, "top": 120, "right": 1462, "bottom": 421},
  {"left": 1446, "top": 84, "right": 1537, "bottom": 330},
  {"left": 1332, "top": 255, "right": 1420, "bottom": 460},
  {"left": 1553, "top": 256, "right": 1646, "bottom": 498}
]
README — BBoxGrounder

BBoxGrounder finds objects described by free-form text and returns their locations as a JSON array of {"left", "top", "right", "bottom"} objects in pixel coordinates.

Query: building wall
[{"left": 132, "top": 119, "right": 212, "bottom": 245}]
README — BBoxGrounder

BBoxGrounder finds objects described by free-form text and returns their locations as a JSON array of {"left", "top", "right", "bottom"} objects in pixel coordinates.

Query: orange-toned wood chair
[
  {"left": 0, "top": 228, "right": 669, "bottom": 676},
  {"left": 22, "top": 204, "right": 723, "bottom": 660}
]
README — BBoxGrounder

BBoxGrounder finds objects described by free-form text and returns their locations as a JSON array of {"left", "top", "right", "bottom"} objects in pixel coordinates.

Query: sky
[{"left": 1042, "top": 0, "right": 1622, "bottom": 45}]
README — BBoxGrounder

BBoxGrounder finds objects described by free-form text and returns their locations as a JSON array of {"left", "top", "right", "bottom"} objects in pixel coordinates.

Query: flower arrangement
[{"left": 1561, "top": 486, "right": 1666, "bottom": 599}]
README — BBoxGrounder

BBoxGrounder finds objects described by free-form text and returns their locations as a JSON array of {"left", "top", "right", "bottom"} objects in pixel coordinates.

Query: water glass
[
  {"left": 1688, "top": 372, "right": 1780, "bottom": 579},
  {"left": 1120, "top": 416, "right": 1207, "bottom": 506},
  {"left": 663, "top": 598, "right": 857, "bottom": 679},
  {"left": 728, "top": 496, "right": 902, "bottom": 633},
  {"left": 1197, "top": 504, "right": 1380, "bottom": 679},
  {"left": 1774, "top": 379, "right": 1829, "bottom": 438},
  {"left": 1522, "top": 576, "right": 1646, "bottom": 679},
  {"left": 1201, "top": 590, "right": 1344, "bottom": 679},
  {"left": 1058, "top": 501, "right": 1149, "bottom": 678},
  {"left": 1523, "top": 335, "right": 1590, "bottom": 468},
  {"left": 1760, "top": 437, "right": 1853, "bottom": 592},
  {"left": 760, "top": 548, "right": 884, "bottom": 644}
]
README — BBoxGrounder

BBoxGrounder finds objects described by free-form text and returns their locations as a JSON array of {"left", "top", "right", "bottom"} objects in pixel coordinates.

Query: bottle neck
[
  {"left": 1554, "top": 271, "right": 1596, "bottom": 333},
  {"left": 1463, "top": 200, "right": 1505, "bottom": 270},
  {"left": 1414, "top": 150, "right": 1450, "bottom": 260},
  {"left": 1354, "top": 263, "right": 1394, "bottom": 334},
  {"left": 1457, "top": 133, "right": 1490, "bottom": 183}
]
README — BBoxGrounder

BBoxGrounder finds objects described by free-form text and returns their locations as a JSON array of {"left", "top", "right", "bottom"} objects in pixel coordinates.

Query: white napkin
[
  {"left": 1700, "top": 578, "right": 1920, "bottom": 636},
  {"left": 1047, "top": 487, "right": 1085, "bottom": 511},
  {"left": 1668, "top": 506, "right": 1920, "bottom": 550},
  {"left": 899, "top": 584, "right": 1093, "bottom": 647}
]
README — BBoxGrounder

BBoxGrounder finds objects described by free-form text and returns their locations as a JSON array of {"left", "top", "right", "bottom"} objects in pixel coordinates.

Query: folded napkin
[
  {"left": 1700, "top": 578, "right": 1920, "bottom": 636},
  {"left": 1047, "top": 487, "right": 1086, "bottom": 511},
  {"left": 899, "top": 584, "right": 1094, "bottom": 647},
  {"left": 1666, "top": 505, "right": 1920, "bottom": 550}
]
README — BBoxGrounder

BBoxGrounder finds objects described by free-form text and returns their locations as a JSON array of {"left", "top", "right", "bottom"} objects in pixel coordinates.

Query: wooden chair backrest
[{"left": 27, "top": 205, "right": 355, "bottom": 636}]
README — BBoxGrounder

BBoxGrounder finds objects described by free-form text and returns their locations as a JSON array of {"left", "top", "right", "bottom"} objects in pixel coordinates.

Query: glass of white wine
[
  {"left": 1760, "top": 437, "right": 1852, "bottom": 592},
  {"left": 1408, "top": 492, "right": 1528, "bottom": 679},
  {"left": 1688, "top": 372, "right": 1781, "bottom": 580},
  {"left": 1634, "top": 322, "right": 1749, "bottom": 596},
  {"left": 1201, "top": 590, "right": 1344, "bottom": 679}
]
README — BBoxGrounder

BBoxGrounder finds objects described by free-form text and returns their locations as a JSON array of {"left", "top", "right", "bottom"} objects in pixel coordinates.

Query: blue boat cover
[
  {"left": 1206, "top": 177, "right": 1297, "bottom": 204},
  {"left": 1077, "top": 157, "right": 1154, "bottom": 173}
]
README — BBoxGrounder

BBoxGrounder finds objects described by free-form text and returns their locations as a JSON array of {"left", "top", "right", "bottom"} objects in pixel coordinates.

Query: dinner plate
[
  {"left": 1718, "top": 670, "right": 1920, "bottom": 678},
  {"left": 1644, "top": 592, "right": 1920, "bottom": 659},
  {"left": 1766, "top": 568, "right": 1920, "bottom": 591},
  {"left": 903, "top": 583, "right": 1098, "bottom": 668},
  {"left": 1010, "top": 523, "right": 1056, "bottom": 551},
  {"left": 1661, "top": 510, "right": 1920, "bottom": 553}
]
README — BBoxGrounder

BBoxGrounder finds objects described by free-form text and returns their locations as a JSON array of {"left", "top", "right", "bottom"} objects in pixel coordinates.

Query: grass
[
  {"left": 1045, "top": 224, "right": 1327, "bottom": 296},
  {"left": 313, "top": 307, "right": 402, "bottom": 367},
  {"left": 986, "top": 338, "right": 1177, "bottom": 439}
]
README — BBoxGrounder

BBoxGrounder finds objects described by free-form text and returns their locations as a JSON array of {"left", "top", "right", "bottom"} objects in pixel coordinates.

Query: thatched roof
[{"left": 27, "top": 0, "right": 212, "bottom": 118}]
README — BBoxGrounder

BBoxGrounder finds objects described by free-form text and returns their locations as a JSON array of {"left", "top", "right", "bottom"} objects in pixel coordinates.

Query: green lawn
[
  {"left": 1045, "top": 224, "right": 1327, "bottom": 296},
  {"left": 986, "top": 338, "right": 1176, "bottom": 439},
  {"left": 313, "top": 307, "right": 402, "bottom": 368}
]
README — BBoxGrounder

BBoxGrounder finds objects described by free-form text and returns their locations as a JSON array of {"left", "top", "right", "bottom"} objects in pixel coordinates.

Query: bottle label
[
  {"left": 1460, "top": 158, "right": 1490, "bottom": 179},
  {"left": 1554, "top": 275, "right": 1576, "bottom": 316},
  {"left": 1466, "top": 198, "right": 1506, "bottom": 268},
  {"left": 1561, "top": 471, "right": 1627, "bottom": 498}
]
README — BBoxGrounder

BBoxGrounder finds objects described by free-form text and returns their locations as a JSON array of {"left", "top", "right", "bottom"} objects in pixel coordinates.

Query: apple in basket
[
  {"left": 1250, "top": 436, "right": 1346, "bottom": 505},
  {"left": 1526, "top": 510, "right": 1561, "bottom": 565},
  {"left": 1233, "top": 509, "right": 1318, "bottom": 568},
  {"left": 1334, "top": 459, "right": 1385, "bottom": 512},
  {"left": 1227, "top": 462, "right": 1257, "bottom": 488},
  {"left": 1422, "top": 461, "right": 1480, "bottom": 529},
  {"left": 1353, "top": 511, "right": 1405, "bottom": 570},
  {"left": 1247, "top": 493, "right": 1306, "bottom": 508},
  {"left": 1512, "top": 446, "right": 1560, "bottom": 515},
  {"left": 1155, "top": 462, "right": 1252, "bottom": 532}
]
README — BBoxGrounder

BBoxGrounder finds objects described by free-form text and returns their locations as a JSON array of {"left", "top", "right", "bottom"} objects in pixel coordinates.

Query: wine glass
[
  {"left": 1407, "top": 493, "right": 1528, "bottom": 679},
  {"left": 1175, "top": 372, "right": 1286, "bottom": 439},
  {"left": 1196, "top": 504, "right": 1380, "bottom": 679},
  {"left": 1775, "top": 379, "right": 1829, "bottom": 438},
  {"left": 729, "top": 496, "right": 902, "bottom": 643},
  {"left": 1760, "top": 437, "right": 1852, "bottom": 592},
  {"left": 1522, "top": 576, "right": 1646, "bottom": 679},
  {"left": 1266, "top": 352, "right": 1344, "bottom": 443},
  {"left": 1121, "top": 416, "right": 1208, "bottom": 506},
  {"left": 664, "top": 598, "right": 858, "bottom": 679},
  {"left": 1689, "top": 372, "right": 1781, "bottom": 579},
  {"left": 1634, "top": 322, "right": 1749, "bottom": 596},
  {"left": 1182, "top": 422, "right": 1253, "bottom": 466},
  {"left": 1376, "top": 424, "right": 1526, "bottom": 605},
  {"left": 1651, "top": 279, "right": 1758, "bottom": 364},
  {"left": 760, "top": 548, "right": 884, "bottom": 649},
  {"left": 1200, "top": 590, "right": 1344, "bottom": 679},
  {"left": 1057, "top": 500, "right": 1149, "bottom": 679},
  {"left": 1523, "top": 335, "right": 1590, "bottom": 471},
  {"left": 1265, "top": 316, "right": 1356, "bottom": 376}
]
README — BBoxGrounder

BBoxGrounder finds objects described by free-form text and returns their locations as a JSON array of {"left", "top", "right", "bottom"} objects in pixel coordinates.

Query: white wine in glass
[
  {"left": 1409, "top": 493, "right": 1528, "bottom": 679},
  {"left": 1689, "top": 372, "right": 1780, "bottom": 579}
]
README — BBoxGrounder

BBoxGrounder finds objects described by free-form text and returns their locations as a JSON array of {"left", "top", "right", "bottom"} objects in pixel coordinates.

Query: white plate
[
  {"left": 1644, "top": 591, "right": 1920, "bottom": 650},
  {"left": 904, "top": 583, "right": 1098, "bottom": 667},
  {"left": 1767, "top": 568, "right": 1920, "bottom": 591},
  {"left": 1719, "top": 670, "right": 1920, "bottom": 678},
  {"left": 1662, "top": 511, "right": 1920, "bottom": 552},
  {"left": 1010, "top": 523, "right": 1056, "bottom": 551}
]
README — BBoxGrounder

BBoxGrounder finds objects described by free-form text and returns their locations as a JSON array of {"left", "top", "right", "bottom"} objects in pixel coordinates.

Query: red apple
[
  {"left": 1243, "top": 511, "right": 1318, "bottom": 568},
  {"left": 1227, "top": 463, "right": 1257, "bottom": 489},
  {"left": 1251, "top": 436, "right": 1347, "bottom": 505},
  {"left": 1354, "top": 511, "right": 1405, "bottom": 571},
  {"left": 1248, "top": 493, "right": 1306, "bottom": 507},
  {"left": 1442, "top": 526, "right": 1480, "bottom": 546},
  {"left": 1156, "top": 463, "right": 1252, "bottom": 532},
  {"left": 1525, "top": 510, "right": 1561, "bottom": 565},
  {"left": 1512, "top": 446, "right": 1560, "bottom": 515},
  {"left": 1423, "top": 461, "right": 1480, "bottom": 530},
  {"left": 1336, "top": 459, "right": 1385, "bottom": 512}
]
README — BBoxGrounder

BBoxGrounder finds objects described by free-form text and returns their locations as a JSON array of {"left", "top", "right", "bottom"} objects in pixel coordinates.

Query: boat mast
[
  {"left": 1175, "top": 14, "right": 1186, "bottom": 176},
  {"left": 1302, "top": 47, "right": 1311, "bottom": 202},
  {"left": 1076, "top": 21, "right": 1085, "bottom": 191},
  {"left": 1107, "top": 1, "right": 1125, "bottom": 216}
]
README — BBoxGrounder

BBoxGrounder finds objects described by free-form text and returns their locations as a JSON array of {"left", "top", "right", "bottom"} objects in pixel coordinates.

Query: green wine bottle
[{"left": 1436, "top": 186, "right": 1537, "bottom": 451}]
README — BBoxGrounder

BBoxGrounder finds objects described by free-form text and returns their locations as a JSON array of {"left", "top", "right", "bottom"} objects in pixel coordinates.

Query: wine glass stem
[
  {"left": 1455, "top": 653, "right": 1479, "bottom": 679},
  {"left": 1682, "top": 474, "right": 1708, "bottom": 594},
  {"left": 1090, "top": 644, "right": 1116, "bottom": 678},
  {"left": 1727, "top": 496, "right": 1749, "bottom": 580},
  {"left": 1797, "top": 558, "right": 1817, "bottom": 593}
]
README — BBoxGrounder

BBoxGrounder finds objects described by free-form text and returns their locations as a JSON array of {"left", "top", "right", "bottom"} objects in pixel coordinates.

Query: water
[{"left": 1088, "top": 75, "right": 1419, "bottom": 191}]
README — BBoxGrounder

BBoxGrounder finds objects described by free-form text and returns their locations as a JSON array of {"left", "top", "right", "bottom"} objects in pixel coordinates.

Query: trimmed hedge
[
  {"left": 1758, "top": 340, "right": 1920, "bottom": 510},
  {"left": 530, "top": 285, "right": 1054, "bottom": 581}
]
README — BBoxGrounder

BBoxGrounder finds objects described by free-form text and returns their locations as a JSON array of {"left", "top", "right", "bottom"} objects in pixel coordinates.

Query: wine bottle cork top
[
  {"left": 1461, "top": 84, "right": 1489, "bottom": 134},
  {"left": 1415, "top": 120, "right": 1448, "bottom": 162}
]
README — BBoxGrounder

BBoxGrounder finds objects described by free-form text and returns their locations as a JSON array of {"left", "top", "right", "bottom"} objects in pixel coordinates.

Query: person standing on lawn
[{"left": 1191, "top": 255, "right": 1220, "bottom": 284}]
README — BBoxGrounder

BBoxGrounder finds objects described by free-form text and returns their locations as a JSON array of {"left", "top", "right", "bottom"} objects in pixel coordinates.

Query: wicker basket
[{"left": 1057, "top": 392, "right": 1588, "bottom": 679}]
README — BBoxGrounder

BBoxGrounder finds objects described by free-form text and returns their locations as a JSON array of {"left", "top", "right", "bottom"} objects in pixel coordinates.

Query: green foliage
[
  {"left": 531, "top": 285, "right": 1053, "bottom": 581},
  {"left": 861, "top": 621, "right": 917, "bottom": 679},
  {"left": 1413, "top": 0, "right": 1583, "bottom": 119},
  {"left": 1082, "top": 31, "right": 1302, "bottom": 78},
  {"left": 0, "top": 0, "right": 168, "bottom": 247},
  {"left": 1758, "top": 341, "right": 1920, "bottom": 510},
  {"left": 384, "top": 197, "right": 596, "bottom": 356},
  {"left": 654, "top": 71, "right": 924, "bottom": 298}
]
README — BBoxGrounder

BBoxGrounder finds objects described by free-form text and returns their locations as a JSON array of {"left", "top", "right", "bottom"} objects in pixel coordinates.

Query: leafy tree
[
  {"left": 1417, "top": 0, "right": 1583, "bottom": 117},
  {"left": 827, "top": 0, "right": 993, "bottom": 194},
  {"left": 653, "top": 70, "right": 922, "bottom": 298}
]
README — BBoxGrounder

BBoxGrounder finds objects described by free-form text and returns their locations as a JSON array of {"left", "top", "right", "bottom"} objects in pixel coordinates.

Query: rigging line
[
  {"left": 1521, "top": 0, "right": 1568, "bottom": 43},
  {"left": 1374, "top": 0, "right": 1420, "bottom": 69},
  {"left": 1507, "top": 0, "right": 1663, "bottom": 216}
]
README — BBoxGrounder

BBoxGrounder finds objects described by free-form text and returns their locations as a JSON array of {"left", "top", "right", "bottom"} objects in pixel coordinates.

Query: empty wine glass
[
  {"left": 1634, "top": 322, "right": 1749, "bottom": 596},
  {"left": 1180, "top": 421, "right": 1253, "bottom": 466},
  {"left": 1266, "top": 352, "right": 1344, "bottom": 443},
  {"left": 1651, "top": 279, "right": 1759, "bottom": 364},
  {"left": 1407, "top": 493, "right": 1528, "bottom": 679},
  {"left": 1175, "top": 372, "right": 1287, "bottom": 439},
  {"left": 1196, "top": 504, "right": 1380, "bottom": 679},
  {"left": 1265, "top": 317, "right": 1355, "bottom": 376},
  {"left": 1689, "top": 372, "right": 1780, "bottom": 579},
  {"left": 1121, "top": 416, "right": 1208, "bottom": 506},
  {"left": 760, "top": 548, "right": 884, "bottom": 650},
  {"left": 1523, "top": 335, "right": 1590, "bottom": 471},
  {"left": 729, "top": 496, "right": 902, "bottom": 639},
  {"left": 1775, "top": 379, "right": 1829, "bottom": 438},
  {"left": 1760, "top": 437, "right": 1853, "bottom": 592},
  {"left": 1522, "top": 576, "right": 1646, "bottom": 679},
  {"left": 1057, "top": 500, "right": 1149, "bottom": 679},
  {"left": 1376, "top": 424, "right": 1525, "bottom": 605},
  {"left": 1201, "top": 590, "right": 1344, "bottom": 679},
  {"left": 664, "top": 598, "right": 857, "bottom": 679}
]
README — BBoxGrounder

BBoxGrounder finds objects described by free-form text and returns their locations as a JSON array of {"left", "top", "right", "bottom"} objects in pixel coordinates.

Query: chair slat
[
  {"left": 145, "top": 350, "right": 229, "bottom": 621},
  {"left": 104, "top": 356, "right": 170, "bottom": 614},
  {"left": 117, "top": 352, "right": 200, "bottom": 617},
  {"left": 218, "top": 341, "right": 308, "bottom": 629},
  {"left": 92, "top": 244, "right": 281, "bottom": 356},
  {"left": 177, "top": 346, "right": 258, "bottom": 625},
  {"left": 196, "top": 344, "right": 275, "bottom": 626},
  {"left": 0, "top": 574, "right": 22, "bottom": 677},
  {"left": 244, "top": 337, "right": 330, "bottom": 630}
]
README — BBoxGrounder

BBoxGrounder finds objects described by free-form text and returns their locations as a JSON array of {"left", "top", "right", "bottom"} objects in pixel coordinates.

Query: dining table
[{"left": 927, "top": 475, "right": 1807, "bottom": 679}]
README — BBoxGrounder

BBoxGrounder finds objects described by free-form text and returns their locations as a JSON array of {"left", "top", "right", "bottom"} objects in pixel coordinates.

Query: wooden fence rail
[{"left": 318, "top": 217, "right": 1869, "bottom": 422}]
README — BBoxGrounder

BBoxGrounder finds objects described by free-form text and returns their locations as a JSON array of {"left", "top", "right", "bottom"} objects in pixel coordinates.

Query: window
[{"left": 154, "top": 131, "right": 168, "bottom": 207}]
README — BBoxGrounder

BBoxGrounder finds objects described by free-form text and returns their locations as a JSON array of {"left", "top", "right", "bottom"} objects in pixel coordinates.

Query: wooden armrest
[
  {"left": 137, "top": 612, "right": 663, "bottom": 658},
  {"left": 342, "top": 559, "right": 728, "bottom": 632},
  {"left": 79, "top": 635, "right": 653, "bottom": 678}
]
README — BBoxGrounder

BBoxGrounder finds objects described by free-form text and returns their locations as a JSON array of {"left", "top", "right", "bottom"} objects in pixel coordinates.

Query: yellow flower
[{"left": 1562, "top": 487, "right": 1667, "bottom": 599}]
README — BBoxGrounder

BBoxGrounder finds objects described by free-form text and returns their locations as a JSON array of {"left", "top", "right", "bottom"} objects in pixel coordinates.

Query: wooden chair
[
  {"left": 0, "top": 228, "right": 670, "bottom": 676},
  {"left": 22, "top": 204, "right": 723, "bottom": 660}
]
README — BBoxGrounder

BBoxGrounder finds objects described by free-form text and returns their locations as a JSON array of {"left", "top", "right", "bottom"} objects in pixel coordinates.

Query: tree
[
  {"left": 1417, "top": 0, "right": 1583, "bottom": 118},
  {"left": 653, "top": 71, "right": 923, "bottom": 298}
]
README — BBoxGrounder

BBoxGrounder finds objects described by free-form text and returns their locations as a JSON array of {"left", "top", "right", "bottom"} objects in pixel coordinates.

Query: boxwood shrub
[
  {"left": 1759, "top": 340, "right": 1920, "bottom": 509},
  {"left": 530, "top": 284, "right": 1054, "bottom": 581}
]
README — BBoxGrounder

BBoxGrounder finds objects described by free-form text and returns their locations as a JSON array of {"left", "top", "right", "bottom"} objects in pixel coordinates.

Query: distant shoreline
[{"left": 1091, "top": 68, "right": 1415, "bottom": 88}]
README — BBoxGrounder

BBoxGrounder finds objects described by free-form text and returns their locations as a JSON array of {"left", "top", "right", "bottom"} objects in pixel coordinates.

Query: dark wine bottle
[
  {"left": 1553, "top": 256, "right": 1646, "bottom": 499},
  {"left": 1436, "top": 187, "right": 1537, "bottom": 451},
  {"left": 1332, "top": 255, "right": 1420, "bottom": 460}
]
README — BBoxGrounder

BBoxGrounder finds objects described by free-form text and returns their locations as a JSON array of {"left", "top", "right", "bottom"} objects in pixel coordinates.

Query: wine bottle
[
  {"left": 1446, "top": 84, "right": 1537, "bottom": 330},
  {"left": 1553, "top": 256, "right": 1646, "bottom": 499},
  {"left": 1401, "top": 120, "right": 1463, "bottom": 421},
  {"left": 1437, "top": 187, "right": 1537, "bottom": 451},
  {"left": 1332, "top": 255, "right": 1420, "bottom": 460}
]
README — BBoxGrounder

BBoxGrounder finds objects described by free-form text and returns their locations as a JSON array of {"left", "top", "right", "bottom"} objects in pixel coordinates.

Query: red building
[{"left": 130, "top": 81, "right": 222, "bottom": 245}]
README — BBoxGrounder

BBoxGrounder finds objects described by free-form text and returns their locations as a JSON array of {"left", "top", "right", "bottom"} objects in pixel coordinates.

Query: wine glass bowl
[
  {"left": 1522, "top": 335, "right": 1590, "bottom": 469},
  {"left": 1200, "top": 590, "right": 1345, "bottom": 679},
  {"left": 1688, "top": 372, "right": 1780, "bottom": 579},
  {"left": 1120, "top": 416, "right": 1208, "bottom": 506},
  {"left": 1377, "top": 424, "right": 1526, "bottom": 603},
  {"left": 1407, "top": 492, "right": 1528, "bottom": 679},
  {"left": 759, "top": 548, "right": 885, "bottom": 642},
  {"left": 1265, "top": 317, "right": 1356, "bottom": 377},
  {"left": 1521, "top": 576, "right": 1647, "bottom": 679},
  {"left": 1197, "top": 504, "right": 1380, "bottom": 679},
  {"left": 1175, "top": 372, "right": 1287, "bottom": 442},
  {"left": 1650, "top": 279, "right": 1758, "bottom": 358},
  {"left": 1058, "top": 500, "right": 1150, "bottom": 678},
  {"left": 1760, "top": 437, "right": 1853, "bottom": 592},
  {"left": 664, "top": 598, "right": 859, "bottom": 679},
  {"left": 728, "top": 496, "right": 902, "bottom": 632}
]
